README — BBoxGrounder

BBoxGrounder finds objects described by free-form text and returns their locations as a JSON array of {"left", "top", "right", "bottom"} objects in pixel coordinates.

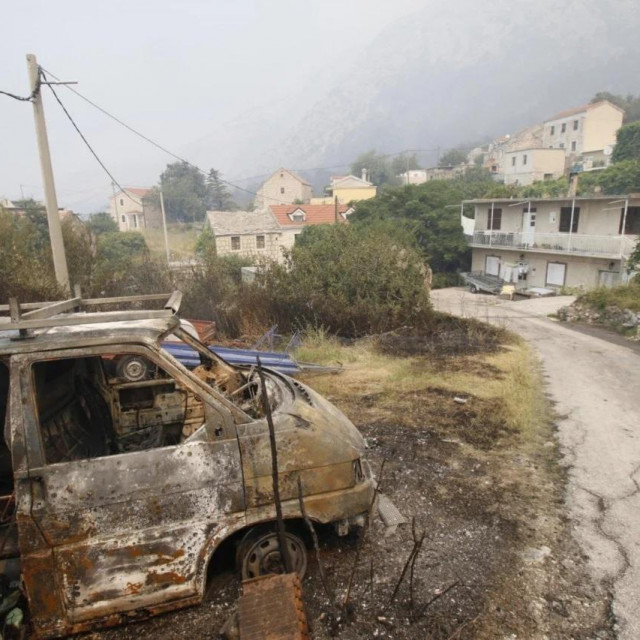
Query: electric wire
[
  {"left": 40, "top": 65, "right": 443, "bottom": 202},
  {"left": 0, "top": 86, "right": 38, "bottom": 102},
  {"left": 40, "top": 66, "right": 293, "bottom": 205},
  {"left": 40, "top": 69, "right": 143, "bottom": 206}
]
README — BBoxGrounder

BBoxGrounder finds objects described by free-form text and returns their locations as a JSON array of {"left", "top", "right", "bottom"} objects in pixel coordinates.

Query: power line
[
  {"left": 40, "top": 65, "right": 441, "bottom": 203},
  {"left": 0, "top": 86, "right": 38, "bottom": 102},
  {"left": 40, "top": 66, "right": 292, "bottom": 205},
  {"left": 41, "top": 69, "right": 143, "bottom": 207}
]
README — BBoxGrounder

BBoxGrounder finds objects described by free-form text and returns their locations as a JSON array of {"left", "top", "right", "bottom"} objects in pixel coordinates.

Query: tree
[
  {"left": 206, "top": 169, "right": 235, "bottom": 211},
  {"left": 87, "top": 212, "right": 118, "bottom": 235},
  {"left": 145, "top": 161, "right": 209, "bottom": 223},
  {"left": 438, "top": 149, "right": 467, "bottom": 168},
  {"left": 61, "top": 218, "right": 95, "bottom": 292},
  {"left": 353, "top": 180, "right": 477, "bottom": 274},
  {"left": 578, "top": 160, "right": 640, "bottom": 195},
  {"left": 612, "top": 122, "right": 640, "bottom": 163},
  {"left": 391, "top": 153, "right": 421, "bottom": 176},
  {"left": 350, "top": 150, "right": 399, "bottom": 186}
]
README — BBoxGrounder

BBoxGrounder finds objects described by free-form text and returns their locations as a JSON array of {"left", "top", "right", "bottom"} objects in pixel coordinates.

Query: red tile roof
[
  {"left": 124, "top": 187, "right": 151, "bottom": 196},
  {"left": 544, "top": 100, "right": 624, "bottom": 122},
  {"left": 269, "top": 204, "right": 350, "bottom": 226}
]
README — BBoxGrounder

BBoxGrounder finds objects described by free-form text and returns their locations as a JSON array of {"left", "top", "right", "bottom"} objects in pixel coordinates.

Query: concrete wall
[
  {"left": 471, "top": 247, "right": 622, "bottom": 289},
  {"left": 256, "top": 172, "right": 312, "bottom": 208},
  {"left": 502, "top": 149, "right": 565, "bottom": 185},
  {"left": 583, "top": 102, "right": 624, "bottom": 153},
  {"left": 333, "top": 186, "right": 377, "bottom": 203}
]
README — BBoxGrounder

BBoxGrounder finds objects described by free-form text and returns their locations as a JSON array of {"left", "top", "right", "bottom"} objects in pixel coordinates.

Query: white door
[
  {"left": 522, "top": 208, "right": 536, "bottom": 246},
  {"left": 485, "top": 255, "right": 500, "bottom": 276}
]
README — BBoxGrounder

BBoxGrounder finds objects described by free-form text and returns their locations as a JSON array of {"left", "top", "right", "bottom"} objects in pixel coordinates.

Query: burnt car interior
[
  {"left": 0, "top": 362, "right": 17, "bottom": 562},
  {"left": 32, "top": 355, "right": 208, "bottom": 464}
]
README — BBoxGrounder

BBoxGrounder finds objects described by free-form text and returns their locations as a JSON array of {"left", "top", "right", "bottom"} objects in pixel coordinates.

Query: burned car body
[{"left": 0, "top": 294, "right": 374, "bottom": 637}]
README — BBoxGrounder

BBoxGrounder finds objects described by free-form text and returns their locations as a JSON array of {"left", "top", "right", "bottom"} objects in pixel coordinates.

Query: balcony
[{"left": 468, "top": 231, "right": 638, "bottom": 259}]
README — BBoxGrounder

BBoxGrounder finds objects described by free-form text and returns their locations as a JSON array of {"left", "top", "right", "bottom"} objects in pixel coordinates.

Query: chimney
[{"left": 361, "top": 168, "right": 367, "bottom": 182}]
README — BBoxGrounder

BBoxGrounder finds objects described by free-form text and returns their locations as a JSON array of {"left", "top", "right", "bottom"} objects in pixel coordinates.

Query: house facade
[
  {"left": 255, "top": 168, "right": 313, "bottom": 208},
  {"left": 268, "top": 203, "right": 353, "bottom": 252},
  {"left": 206, "top": 209, "right": 282, "bottom": 261},
  {"left": 542, "top": 100, "right": 624, "bottom": 165},
  {"left": 108, "top": 187, "right": 161, "bottom": 232},
  {"left": 328, "top": 173, "right": 376, "bottom": 203},
  {"left": 501, "top": 148, "right": 566, "bottom": 186},
  {"left": 464, "top": 195, "right": 640, "bottom": 290},
  {"left": 206, "top": 203, "right": 353, "bottom": 263}
]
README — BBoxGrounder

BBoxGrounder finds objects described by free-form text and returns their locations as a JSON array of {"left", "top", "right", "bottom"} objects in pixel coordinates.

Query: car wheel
[
  {"left": 470, "top": 285, "right": 478, "bottom": 294},
  {"left": 115, "top": 355, "right": 151, "bottom": 382},
  {"left": 237, "top": 526, "right": 307, "bottom": 580}
]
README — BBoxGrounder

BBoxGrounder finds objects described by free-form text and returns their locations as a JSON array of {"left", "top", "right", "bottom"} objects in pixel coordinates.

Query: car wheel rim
[{"left": 243, "top": 533, "right": 306, "bottom": 579}]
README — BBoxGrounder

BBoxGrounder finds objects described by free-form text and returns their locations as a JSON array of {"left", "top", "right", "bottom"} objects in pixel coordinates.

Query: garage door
[
  {"left": 546, "top": 262, "right": 566, "bottom": 286},
  {"left": 485, "top": 255, "right": 500, "bottom": 276}
]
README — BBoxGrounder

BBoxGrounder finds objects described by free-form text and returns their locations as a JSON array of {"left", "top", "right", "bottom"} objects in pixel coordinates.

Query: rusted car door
[{"left": 12, "top": 348, "right": 245, "bottom": 636}]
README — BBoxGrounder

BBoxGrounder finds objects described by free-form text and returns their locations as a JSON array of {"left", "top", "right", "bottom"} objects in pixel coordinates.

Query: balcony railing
[{"left": 469, "top": 231, "right": 638, "bottom": 257}]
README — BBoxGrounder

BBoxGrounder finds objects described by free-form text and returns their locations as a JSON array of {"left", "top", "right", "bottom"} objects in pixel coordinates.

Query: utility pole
[
  {"left": 160, "top": 190, "right": 170, "bottom": 262},
  {"left": 26, "top": 53, "right": 69, "bottom": 292},
  {"left": 334, "top": 195, "right": 339, "bottom": 224}
]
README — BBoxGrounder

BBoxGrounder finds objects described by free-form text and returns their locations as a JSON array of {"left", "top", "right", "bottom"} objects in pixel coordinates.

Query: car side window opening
[{"left": 32, "top": 354, "right": 207, "bottom": 465}]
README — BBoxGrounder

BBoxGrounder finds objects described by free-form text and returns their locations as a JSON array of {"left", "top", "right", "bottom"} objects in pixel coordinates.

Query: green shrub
[{"left": 244, "top": 224, "right": 432, "bottom": 337}]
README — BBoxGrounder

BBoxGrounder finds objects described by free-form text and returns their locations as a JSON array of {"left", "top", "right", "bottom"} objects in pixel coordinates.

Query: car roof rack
[{"left": 0, "top": 289, "right": 183, "bottom": 336}]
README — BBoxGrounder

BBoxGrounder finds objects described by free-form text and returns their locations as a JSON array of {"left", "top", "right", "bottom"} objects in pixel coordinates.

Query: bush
[
  {"left": 244, "top": 224, "right": 432, "bottom": 337},
  {"left": 577, "top": 282, "right": 640, "bottom": 312}
]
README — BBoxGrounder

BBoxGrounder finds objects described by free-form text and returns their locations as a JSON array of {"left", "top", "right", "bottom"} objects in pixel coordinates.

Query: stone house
[
  {"left": 108, "top": 187, "right": 161, "bottom": 232},
  {"left": 255, "top": 168, "right": 312, "bottom": 209},
  {"left": 206, "top": 209, "right": 281, "bottom": 262}
]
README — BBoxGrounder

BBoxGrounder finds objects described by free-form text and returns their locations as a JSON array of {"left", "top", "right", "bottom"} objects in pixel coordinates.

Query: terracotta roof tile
[{"left": 269, "top": 204, "right": 350, "bottom": 226}]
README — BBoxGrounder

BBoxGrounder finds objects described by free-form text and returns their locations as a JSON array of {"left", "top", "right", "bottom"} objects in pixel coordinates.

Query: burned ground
[{"left": 90, "top": 341, "right": 613, "bottom": 640}]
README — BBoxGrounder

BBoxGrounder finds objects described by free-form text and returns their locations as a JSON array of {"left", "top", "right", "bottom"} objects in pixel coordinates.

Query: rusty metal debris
[{"left": 0, "top": 292, "right": 375, "bottom": 637}]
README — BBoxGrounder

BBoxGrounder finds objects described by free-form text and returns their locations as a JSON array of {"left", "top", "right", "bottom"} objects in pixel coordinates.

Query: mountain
[{"left": 258, "top": 0, "right": 640, "bottom": 174}]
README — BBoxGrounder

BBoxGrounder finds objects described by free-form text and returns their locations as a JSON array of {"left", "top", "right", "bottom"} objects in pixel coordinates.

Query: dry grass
[
  {"left": 141, "top": 225, "right": 199, "bottom": 260},
  {"left": 297, "top": 333, "right": 540, "bottom": 446}
]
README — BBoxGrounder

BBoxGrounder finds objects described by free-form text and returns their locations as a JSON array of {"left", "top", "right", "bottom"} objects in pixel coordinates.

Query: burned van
[{"left": 0, "top": 293, "right": 374, "bottom": 637}]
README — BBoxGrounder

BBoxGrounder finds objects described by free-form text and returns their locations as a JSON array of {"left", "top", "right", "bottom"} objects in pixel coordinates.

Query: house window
[
  {"left": 561, "top": 123, "right": 566, "bottom": 133},
  {"left": 280, "top": 187, "right": 285, "bottom": 194},
  {"left": 231, "top": 236, "right": 240, "bottom": 251},
  {"left": 559, "top": 143, "right": 565, "bottom": 149},
  {"left": 571, "top": 141, "right": 577, "bottom": 152},
  {"left": 522, "top": 154, "right": 528, "bottom": 165},
  {"left": 132, "top": 215, "right": 138, "bottom": 229},
  {"left": 511, "top": 157, "right": 516, "bottom": 167},
  {"left": 543, "top": 173, "right": 553, "bottom": 180},
  {"left": 120, "top": 198, "right": 124, "bottom": 206},
  {"left": 550, "top": 125, "right": 555, "bottom": 135},
  {"left": 294, "top": 233, "right": 301, "bottom": 244},
  {"left": 523, "top": 206, "right": 537, "bottom": 227},
  {"left": 559, "top": 206, "right": 580, "bottom": 232},
  {"left": 619, "top": 207, "right": 640, "bottom": 235},
  {"left": 485, "top": 255, "right": 501, "bottom": 276},
  {"left": 256, "top": 235, "right": 265, "bottom": 249},
  {"left": 121, "top": 215, "right": 126, "bottom": 223},
  {"left": 573, "top": 120, "right": 579, "bottom": 131},
  {"left": 491, "top": 165, "right": 497, "bottom": 172},
  {"left": 546, "top": 262, "right": 567, "bottom": 287},
  {"left": 487, "top": 207, "right": 502, "bottom": 230}
]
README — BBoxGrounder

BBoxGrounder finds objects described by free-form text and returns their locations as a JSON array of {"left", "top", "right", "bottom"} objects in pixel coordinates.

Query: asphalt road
[{"left": 431, "top": 288, "right": 640, "bottom": 640}]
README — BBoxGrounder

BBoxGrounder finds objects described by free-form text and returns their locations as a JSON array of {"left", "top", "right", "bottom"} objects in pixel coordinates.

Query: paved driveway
[{"left": 431, "top": 288, "right": 640, "bottom": 640}]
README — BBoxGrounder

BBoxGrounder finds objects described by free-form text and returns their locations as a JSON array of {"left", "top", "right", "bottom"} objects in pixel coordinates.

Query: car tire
[
  {"left": 114, "top": 355, "right": 152, "bottom": 382},
  {"left": 470, "top": 285, "right": 479, "bottom": 294},
  {"left": 236, "top": 526, "right": 307, "bottom": 580}
]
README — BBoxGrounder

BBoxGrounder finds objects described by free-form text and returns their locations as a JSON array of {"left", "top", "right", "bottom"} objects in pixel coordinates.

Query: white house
[{"left": 463, "top": 195, "right": 640, "bottom": 290}]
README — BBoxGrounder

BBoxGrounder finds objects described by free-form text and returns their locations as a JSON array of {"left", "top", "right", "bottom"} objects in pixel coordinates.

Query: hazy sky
[{"left": 1, "top": 0, "right": 424, "bottom": 212}]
